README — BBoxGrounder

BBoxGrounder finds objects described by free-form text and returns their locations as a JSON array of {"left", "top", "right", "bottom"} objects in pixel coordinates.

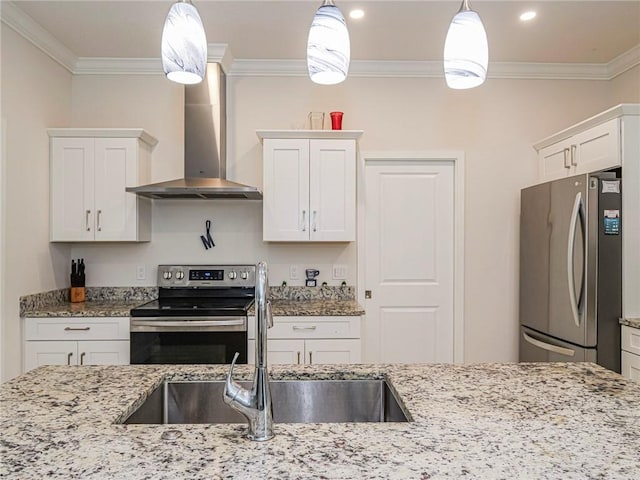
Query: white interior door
[{"left": 363, "top": 160, "right": 455, "bottom": 363}]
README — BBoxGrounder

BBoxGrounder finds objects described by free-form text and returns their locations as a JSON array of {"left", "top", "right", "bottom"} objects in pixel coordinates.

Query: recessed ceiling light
[
  {"left": 349, "top": 9, "right": 365, "bottom": 20},
  {"left": 520, "top": 11, "right": 537, "bottom": 21}
]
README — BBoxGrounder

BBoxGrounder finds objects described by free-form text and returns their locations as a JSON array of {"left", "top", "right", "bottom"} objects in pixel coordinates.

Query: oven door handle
[{"left": 130, "top": 316, "right": 247, "bottom": 331}]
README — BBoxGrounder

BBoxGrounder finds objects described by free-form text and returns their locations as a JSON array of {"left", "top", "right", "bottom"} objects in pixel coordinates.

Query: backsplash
[{"left": 268, "top": 286, "right": 355, "bottom": 301}]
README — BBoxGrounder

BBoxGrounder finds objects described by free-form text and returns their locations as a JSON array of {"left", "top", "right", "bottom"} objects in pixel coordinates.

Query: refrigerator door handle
[
  {"left": 567, "top": 191, "right": 585, "bottom": 328},
  {"left": 522, "top": 331, "right": 576, "bottom": 357}
]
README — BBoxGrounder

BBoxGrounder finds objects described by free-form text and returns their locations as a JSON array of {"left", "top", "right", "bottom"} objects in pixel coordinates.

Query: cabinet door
[
  {"left": 24, "top": 341, "right": 78, "bottom": 371},
  {"left": 538, "top": 138, "right": 572, "bottom": 182},
  {"left": 573, "top": 118, "right": 621, "bottom": 174},
  {"left": 305, "top": 339, "right": 361, "bottom": 365},
  {"left": 309, "top": 139, "right": 356, "bottom": 241},
  {"left": 94, "top": 138, "right": 138, "bottom": 241},
  {"left": 50, "top": 138, "right": 95, "bottom": 241},
  {"left": 247, "top": 339, "right": 305, "bottom": 364},
  {"left": 263, "top": 139, "right": 310, "bottom": 241},
  {"left": 622, "top": 351, "right": 640, "bottom": 382},
  {"left": 77, "top": 340, "right": 130, "bottom": 365}
]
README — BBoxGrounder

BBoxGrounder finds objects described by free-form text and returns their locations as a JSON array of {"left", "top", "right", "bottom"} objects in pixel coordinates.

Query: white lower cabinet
[
  {"left": 247, "top": 315, "right": 361, "bottom": 365},
  {"left": 23, "top": 317, "right": 130, "bottom": 372},
  {"left": 621, "top": 325, "right": 640, "bottom": 381}
]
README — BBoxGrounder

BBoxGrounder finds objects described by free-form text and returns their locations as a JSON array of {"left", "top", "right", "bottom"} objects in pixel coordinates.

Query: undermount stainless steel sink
[{"left": 124, "top": 379, "right": 410, "bottom": 424}]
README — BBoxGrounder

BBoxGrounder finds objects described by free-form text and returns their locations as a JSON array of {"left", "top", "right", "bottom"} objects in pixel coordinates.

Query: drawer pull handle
[
  {"left": 309, "top": 351, "right": 313, "bottom": 364},
  {"left": 292, "top": 326, "right": 317, "bottom": 331},
  {"left": 297, "top": 351, "right": 301, "bottom": 364},
  {"left": 64, "top": 327, "right": 91, "bottom": 331},
  {"left": 67, "top": 352, "right": 73, "bottom": 365},
  {"left": 80, "top": 352, "right": 86, "bottom": 365}
]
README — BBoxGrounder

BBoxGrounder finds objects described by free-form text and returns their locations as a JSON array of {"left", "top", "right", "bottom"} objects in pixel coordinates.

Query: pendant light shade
[
  {"left": 307, "top": 0, "right": 351, "bottom": 85},
  {"left": 443, "top": 0, "right": 488, "bottom": 89},
  {"left": 161, "top": 1, "right": 207, "bottom": 85}
]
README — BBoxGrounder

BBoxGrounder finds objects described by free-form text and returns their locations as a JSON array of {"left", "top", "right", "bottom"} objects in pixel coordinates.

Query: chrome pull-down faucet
[{"left": 223, "top": 261, "right": 274, "bottom": 441}]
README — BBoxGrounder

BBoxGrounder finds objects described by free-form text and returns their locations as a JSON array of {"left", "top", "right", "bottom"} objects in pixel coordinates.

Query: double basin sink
[{"left": 125, "top": 379, "right": 410, "bottom": 425}]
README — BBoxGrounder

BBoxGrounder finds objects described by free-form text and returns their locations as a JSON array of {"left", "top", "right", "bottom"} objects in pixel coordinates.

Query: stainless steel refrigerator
[{"left": 519, "top": 171, "right": 622, "bottom": 372}]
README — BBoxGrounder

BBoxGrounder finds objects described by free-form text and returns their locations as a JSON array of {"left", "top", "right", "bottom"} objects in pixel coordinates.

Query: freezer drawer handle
[{"left": 522, "top": 331, "right": 575, "bottom": 357}]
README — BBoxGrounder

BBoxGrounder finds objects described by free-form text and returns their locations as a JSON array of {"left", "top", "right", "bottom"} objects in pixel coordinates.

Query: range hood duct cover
[{"left": 127, "top": 64, "right": 262, "bottom": 200}]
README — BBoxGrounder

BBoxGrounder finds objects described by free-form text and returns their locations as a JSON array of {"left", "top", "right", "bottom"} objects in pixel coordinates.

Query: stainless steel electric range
[{"left": 130, "top": 264, "right": 255, "bottom": 364}]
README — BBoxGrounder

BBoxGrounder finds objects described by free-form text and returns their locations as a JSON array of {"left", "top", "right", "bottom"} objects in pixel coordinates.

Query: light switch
[{"left": 290, "top": 265, "right": 300, "bottom": 280}]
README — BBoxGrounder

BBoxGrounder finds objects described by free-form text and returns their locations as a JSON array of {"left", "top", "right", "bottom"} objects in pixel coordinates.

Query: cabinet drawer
[
  {"left": 24, "top": 317, "right": 129, "bottom": 341},
  {"left": 622, "top": 325, "right": 640, "bottom": 356},
  {"left": 270, "top": 316, "right": 360, "bottom": 339},
  {"left": 248, "top": 316, "right": 360, "bottom": 340}
]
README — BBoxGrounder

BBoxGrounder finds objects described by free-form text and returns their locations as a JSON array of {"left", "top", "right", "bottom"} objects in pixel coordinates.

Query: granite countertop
[
  {"left": 250, "top": 299, "right": 365, "bottom": 316},
  {"left": 21, "top": 300, "right": 143, "bottom": 318},
  {"left": 620, "top": 317, "right": 640, "bottom": 329},
  {"left": 20, "top": 286, "right": 364, "bottom": 318},
  {"left": 1, "top": 362, "right": 638, "bottom": 479}
]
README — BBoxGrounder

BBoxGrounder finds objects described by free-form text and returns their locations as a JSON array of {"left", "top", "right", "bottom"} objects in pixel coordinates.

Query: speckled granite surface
[
  {"left": 1, "top": 362, "right": 638, "bottom": 479},
  {"left": 620, "top": 317, "right": 640, "bottom": 329},
  {"left": 250, "top": 299, "right": 365, "bottom": 316},
  {"left": 20, "top": 286, "right": 364, "bottom": 318},
  {"left": 20, "top": 287, "right": 158, "bottom": 317}
]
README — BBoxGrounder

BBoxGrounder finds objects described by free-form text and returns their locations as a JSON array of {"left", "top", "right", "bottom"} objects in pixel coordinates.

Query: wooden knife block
[{"left": 70, "top": 287, "right": 85, "bottom": 303}]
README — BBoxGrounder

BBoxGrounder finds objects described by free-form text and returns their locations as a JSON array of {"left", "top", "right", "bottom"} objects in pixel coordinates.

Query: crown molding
[
  {"left": 0, "top": 0, "right": 76, "bottom": 72},
  {"left": 3, "top": 0, "right": 639, "bottom": 81},
  {"left": 607, "top": 44, "right": 640, "bottom": 78}
]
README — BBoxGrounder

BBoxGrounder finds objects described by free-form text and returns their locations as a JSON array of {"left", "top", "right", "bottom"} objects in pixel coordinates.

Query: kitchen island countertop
[
  {"left": 620, "top": 317, "right": 640, "bottom": 329},
  {"left": 1, "top": 362, "right": 638, "bottom": 479}
]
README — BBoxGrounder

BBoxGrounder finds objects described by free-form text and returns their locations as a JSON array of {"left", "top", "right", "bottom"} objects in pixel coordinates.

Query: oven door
[{"left": 130, "top": 316, "right": 247, "bottom": 365}]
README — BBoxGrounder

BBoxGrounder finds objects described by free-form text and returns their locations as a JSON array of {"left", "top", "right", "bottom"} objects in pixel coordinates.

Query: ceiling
[{"left": 7, "top": 0, "right": 640, "bottom": 64}]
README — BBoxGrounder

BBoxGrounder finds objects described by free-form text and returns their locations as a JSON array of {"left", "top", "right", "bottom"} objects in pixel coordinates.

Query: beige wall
[
  {"left": 2, "top": 31, "right": 638, "bottom": 378},
  {"left": 1, "top": 27, "right": 72, "bottom": 381}
]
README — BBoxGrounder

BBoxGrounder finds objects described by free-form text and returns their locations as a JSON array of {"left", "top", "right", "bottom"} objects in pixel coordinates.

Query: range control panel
[{"left": 157, "top": 265, "right": 256, "bottom": 287}]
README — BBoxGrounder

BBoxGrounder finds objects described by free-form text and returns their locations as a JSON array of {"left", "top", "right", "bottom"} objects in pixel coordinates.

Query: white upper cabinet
[
  {"left": 49, "top": 128, "right": 156, "bottom": 242},
  {"left": 534, "top": 106, "right": 640, "bottom": 182},
  {"left": 258, "top": 130, "right": 362, "bottom": 242}
]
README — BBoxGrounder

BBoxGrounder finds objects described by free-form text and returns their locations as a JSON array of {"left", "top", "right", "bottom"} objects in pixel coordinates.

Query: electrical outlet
[
  {"left": 290, "top": 265, "right": 300, "bottom": 280},
  {"left": 136, "top": 266, "right": 146, "bottom": 280},
  {"left": 332, "top": 264, "right": 347, "bottom": 280}
]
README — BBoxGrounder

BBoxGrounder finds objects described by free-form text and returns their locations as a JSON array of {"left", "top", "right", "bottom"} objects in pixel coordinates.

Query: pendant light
[
  {"left": 443, "top": 0, "right": 488, "bottom": 89},
  {"left": 161, "top": 0, "right": 208, "bottom": 85},
  {"left": 307, "top": 0, "right": 351, "bottom": 85}
]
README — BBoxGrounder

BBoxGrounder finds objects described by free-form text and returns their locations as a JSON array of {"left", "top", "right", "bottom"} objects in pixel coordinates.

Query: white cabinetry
[
  {"left": 258, "top": 130, "right": 363, "bottom": 242},
  {"left": 536, "top": 118, "right": 620, "bottom": 181},
  {"left": 23, "top": 317, "right": 130, "bottom": 372},
  {"left": 247, "top": 315, "right": 361, "bottom": 365},
  {"left": 48, "top": 128, "right": 157, "bottom": 242},
  {"left": 621, "top": 325, "right": 640, "bottom": 381}
]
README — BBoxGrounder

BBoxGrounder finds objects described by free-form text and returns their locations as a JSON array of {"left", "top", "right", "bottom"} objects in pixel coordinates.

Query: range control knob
[
  {"left": 240, "top": 271, "right": 249, "bottom": 280},
  {"left": 228, "top": 271, "right": 237, "bottom": 280},
  {"left": 176, "top": 271, "right": 185, "bottom": 280},
  {"left": 163, "top": 271, "right": 172, "bottom": 280}
]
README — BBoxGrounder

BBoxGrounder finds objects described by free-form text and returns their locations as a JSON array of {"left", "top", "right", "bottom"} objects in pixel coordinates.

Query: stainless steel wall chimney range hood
[{"left": 127, "top": 64, "right": 262, "bottom": 200}]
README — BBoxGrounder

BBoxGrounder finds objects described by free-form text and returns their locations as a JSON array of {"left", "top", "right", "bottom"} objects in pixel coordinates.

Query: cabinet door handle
[
  {"left": 309, "top": 351, "right": 313, "bottom": 364},
  {"left": 301, "top": 210, "right": 307, "bottom": 232},
  {"left": 67, "top": 352, "right": 73, "bottom": 365},
  {"left": 563, "top": 148, "right": 571, "bottom": 169},
  {"left": 86, "top": 210, "right": 91, "bottom": 231},
  {"left": 297, "top": 351, "right": 301, "bottom": 364},
  {"left": 97, "top": 209, "right": 102, "bottom": 231},
  {"left": 570, "top": 145, "right": 578, "bottom": 166},
  {"left": 80, "top": 352, "right": 86, "bottom": 365},
  {"left": 292, "top": 325, "right": 317, "bottom": 331},
  {"left": 312, "top": 210, "right": 317, "bottom": 232},
  {"left": 64, "top": 327, "right": 91, "bottom": 331}
]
